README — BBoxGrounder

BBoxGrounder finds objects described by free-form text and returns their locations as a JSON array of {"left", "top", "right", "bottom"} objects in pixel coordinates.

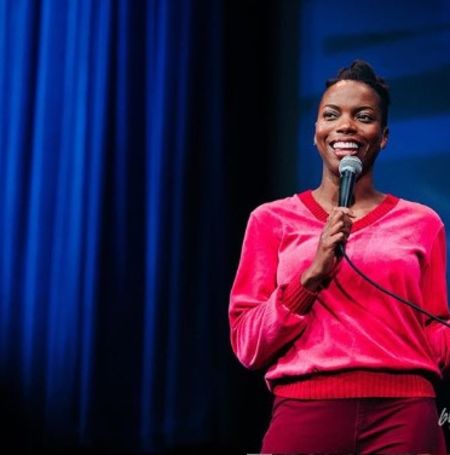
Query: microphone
[
  {"left": 337, "top": 156, "right": 363, "bottom": 255},
  {"left": 338, "top": 156, "right": 363, "bottom": 207}
]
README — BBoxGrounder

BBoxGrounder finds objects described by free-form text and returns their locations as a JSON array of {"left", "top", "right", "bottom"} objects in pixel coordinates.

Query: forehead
[{"left": 319, "top": 80, "right": 381, "bottom": 110}]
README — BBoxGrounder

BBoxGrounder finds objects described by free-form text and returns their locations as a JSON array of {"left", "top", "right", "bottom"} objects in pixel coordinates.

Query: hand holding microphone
[{"left": 301, "top": 156, "right": 362, "bottom": 291}]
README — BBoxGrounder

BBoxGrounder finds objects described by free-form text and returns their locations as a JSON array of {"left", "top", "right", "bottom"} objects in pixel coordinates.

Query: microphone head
[{"left": 339, "top": 156, "right": 363, "bottom": 177}]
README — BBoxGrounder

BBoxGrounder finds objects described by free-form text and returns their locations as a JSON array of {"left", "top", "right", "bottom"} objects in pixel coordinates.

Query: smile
[
  {"left": 330, "top": 141, "right": 361, "bottom": 151},
  {"left": 329, "top": 140, "right": 363, "bottom": 157}
]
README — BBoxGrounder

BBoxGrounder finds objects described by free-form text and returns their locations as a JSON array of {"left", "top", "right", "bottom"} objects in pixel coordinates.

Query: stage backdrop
[
  {"left": 0, "top": 0, "right": 450, "bottom": 454},
  {"left": 0, "top": 0, "right": 230, "bottom": 453}
]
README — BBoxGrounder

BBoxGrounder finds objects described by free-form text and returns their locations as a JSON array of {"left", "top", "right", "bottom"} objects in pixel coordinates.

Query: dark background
[{"left": 0, "top": 1, "right": 449, "bottom": 453}]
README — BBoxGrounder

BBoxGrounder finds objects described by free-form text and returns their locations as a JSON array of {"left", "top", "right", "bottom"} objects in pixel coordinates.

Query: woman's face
[{"left": 314, "top": 80, "right": 388, "bottom": 176}]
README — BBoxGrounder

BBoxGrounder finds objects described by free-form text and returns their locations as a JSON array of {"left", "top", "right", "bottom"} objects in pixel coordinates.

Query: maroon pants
[{"left": 261, "top": 396, "right": 446, "bottom": 454}]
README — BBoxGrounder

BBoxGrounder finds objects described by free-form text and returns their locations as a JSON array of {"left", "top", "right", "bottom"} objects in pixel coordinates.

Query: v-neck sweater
[{"left": 229, "top": 191, "right": 450, "bottom": 398}]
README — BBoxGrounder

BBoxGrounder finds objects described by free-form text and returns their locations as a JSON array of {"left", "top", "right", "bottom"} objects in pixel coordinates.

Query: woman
[{"left": 229, "top": 60, "right": 450, "bottom": 453}]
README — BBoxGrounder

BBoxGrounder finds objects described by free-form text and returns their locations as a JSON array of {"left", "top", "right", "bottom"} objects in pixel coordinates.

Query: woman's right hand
[{"left": 301, "top": 207, "right": 354, "bottom": 291}]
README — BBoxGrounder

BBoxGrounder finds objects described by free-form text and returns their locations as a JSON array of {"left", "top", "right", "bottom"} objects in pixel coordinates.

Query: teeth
[{"left": 332, "top": 141, "right": 359, "bottom": 149}]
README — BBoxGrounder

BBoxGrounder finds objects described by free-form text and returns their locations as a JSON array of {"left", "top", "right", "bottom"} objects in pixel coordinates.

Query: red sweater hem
[{"left": 273, "top": 370, "right": 436, "bottom": 399}]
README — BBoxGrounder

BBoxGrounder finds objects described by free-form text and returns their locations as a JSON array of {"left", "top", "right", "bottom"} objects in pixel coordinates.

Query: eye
[
  {"left": 357, "top": 113, "right": 374, "bottom": 122},
  {"left": 323, "top": 111, "right": 338, "bottom": 120}
]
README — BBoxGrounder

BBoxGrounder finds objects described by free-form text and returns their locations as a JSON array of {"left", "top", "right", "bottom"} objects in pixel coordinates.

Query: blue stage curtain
[{"left": 0, "top": 0, "right": 226, "bottom": 452}]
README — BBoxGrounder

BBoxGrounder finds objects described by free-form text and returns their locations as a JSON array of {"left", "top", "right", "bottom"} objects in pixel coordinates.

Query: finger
[
  {"left": 329, "top": 207, "right": 355, "bottom": 219},
  {"left": 326, "top": 214, "right": 346, "bottom": 230},
  {"left": 321, "top": 231, "right": 348, "bottom": 250},
  {"left": 326, "top": 220, "right": 345, "bottom": 236},
  {"left": 329, "top": 213, "right": 354, "bottom": 231},
  {"left": 326, "top": 219, "right": 352, "bottom": 237},
  {"left": 342, "top": 217, "right": 353, "bottom": 231},
  {"left": 329, "top": 231, "right": 349, "bottom": 244}
]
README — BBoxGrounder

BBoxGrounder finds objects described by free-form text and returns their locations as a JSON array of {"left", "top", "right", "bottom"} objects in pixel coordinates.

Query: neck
[{"left": 314, "top": 171, "right": 382, "bottom": 208}]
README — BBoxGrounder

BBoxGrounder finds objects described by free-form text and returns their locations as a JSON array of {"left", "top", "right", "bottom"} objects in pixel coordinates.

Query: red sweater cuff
[{"left": 280, "top": 274, "right": 318, "bottom": 315}]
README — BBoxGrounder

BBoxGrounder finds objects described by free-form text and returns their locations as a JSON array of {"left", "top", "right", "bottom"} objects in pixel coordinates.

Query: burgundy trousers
[{"left": 261, "top": 396, "right": 446, "bottom": 454}]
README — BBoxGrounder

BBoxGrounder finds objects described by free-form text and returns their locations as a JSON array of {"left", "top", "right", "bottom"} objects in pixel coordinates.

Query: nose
[{"left": 336, "top": 116, "right": 357, "bottom": 134}]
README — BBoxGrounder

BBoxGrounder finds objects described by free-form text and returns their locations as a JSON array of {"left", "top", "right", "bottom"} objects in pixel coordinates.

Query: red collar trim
[{"left": 298, "top": 190, "right": 399, "bottom": 232}]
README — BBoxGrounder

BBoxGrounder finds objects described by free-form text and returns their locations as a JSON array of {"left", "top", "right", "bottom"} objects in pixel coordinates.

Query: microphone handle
[
  {"left": 336, "top": 170, "right": 357, "bottom": 257},
  {"left": 339, "top": 171, "right": 357, "bottom": 208}
]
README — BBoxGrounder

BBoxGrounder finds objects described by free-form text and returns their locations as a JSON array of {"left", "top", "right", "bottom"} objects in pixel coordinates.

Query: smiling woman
[
  {"left": 229, "top": 60, "right": 450, "bottom": 454},
  {"left": 315, "top": 80, "right": 388, "bottom": 165}
]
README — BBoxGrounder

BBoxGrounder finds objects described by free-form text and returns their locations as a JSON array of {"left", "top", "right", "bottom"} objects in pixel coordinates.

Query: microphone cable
[{"left": 342, "top": 250, "right": 450, "bottom": 329}]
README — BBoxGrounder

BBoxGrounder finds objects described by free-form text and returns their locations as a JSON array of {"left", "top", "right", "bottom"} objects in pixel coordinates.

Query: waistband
[{"left": 273, "top": 370, "right": 436, "bottom": 399}]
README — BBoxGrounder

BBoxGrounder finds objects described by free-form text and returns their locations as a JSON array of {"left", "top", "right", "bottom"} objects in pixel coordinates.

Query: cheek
[
  {"left": 314, "top": 123, "right": 330, "bottom": 141},
  {"left": 374, "top": 133, "right": 386, "bottom": 147},
  {"left": 364, "top": 128, "right": 384, "bottom": 146}
]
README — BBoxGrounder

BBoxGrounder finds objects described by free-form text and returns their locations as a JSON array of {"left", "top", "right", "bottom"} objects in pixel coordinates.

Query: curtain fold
[
  {"left": 0, "top": 0, "right": 225, "bottom": 452},
  {"left": 0, "top": 0, "right": 112, "bottom": 446}
]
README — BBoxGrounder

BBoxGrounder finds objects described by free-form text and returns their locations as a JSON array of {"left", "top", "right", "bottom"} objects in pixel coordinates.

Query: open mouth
[{"left": 330, "top": 140, "right": 362, "bottom": 157}]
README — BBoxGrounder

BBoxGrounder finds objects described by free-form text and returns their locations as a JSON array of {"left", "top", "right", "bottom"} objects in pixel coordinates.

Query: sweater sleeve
[
  {"left": 423, "top": 226, "right": 450, "bottom": 376},
  {"left": 229, "top": 209, "right": 318, "bottom": 370}
]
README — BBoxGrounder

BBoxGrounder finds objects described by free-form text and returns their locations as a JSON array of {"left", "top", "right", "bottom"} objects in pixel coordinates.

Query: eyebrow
[{"left": 322, "top": 104, "right": 376, "bottom": 111}]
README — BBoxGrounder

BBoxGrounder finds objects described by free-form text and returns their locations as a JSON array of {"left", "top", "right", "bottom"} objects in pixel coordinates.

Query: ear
[
  {"left": 313, "top": 123, "right": 318, "bottom": 146},
  {"left": 380, "top": 127, "right": 389, "bottom": 149}
]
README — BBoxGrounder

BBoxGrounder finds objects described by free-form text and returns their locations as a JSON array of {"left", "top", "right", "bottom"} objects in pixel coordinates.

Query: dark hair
[{"left": 326, "top": 60, "right": 390, "bottom": 126}]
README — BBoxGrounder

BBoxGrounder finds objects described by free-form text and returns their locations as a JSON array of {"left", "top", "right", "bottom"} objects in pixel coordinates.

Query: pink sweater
[{"left": 229, "top": 191, "right": 450, "bottom": 398}]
